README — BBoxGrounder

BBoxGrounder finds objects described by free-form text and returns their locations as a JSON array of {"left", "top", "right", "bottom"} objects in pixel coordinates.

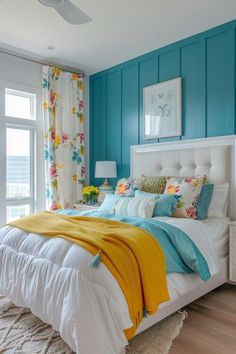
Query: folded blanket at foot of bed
[{"left": 8, "top": 211, "right": 170, "bottom": 339}]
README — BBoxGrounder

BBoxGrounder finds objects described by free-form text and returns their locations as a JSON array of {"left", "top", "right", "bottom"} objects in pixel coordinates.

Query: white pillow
[
  {"left": 114, "top": 197, "right": 155, "bottom": 218},
  {"left": 208, "top": 183, "right": 229, "bottom": 218}
]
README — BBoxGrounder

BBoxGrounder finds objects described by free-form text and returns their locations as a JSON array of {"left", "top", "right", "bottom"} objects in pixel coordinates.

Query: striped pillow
[{"left": 114, "top": 197, "right": 155, "bottom": 218}]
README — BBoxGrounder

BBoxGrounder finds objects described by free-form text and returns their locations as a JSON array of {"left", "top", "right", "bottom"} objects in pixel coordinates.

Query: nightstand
[
  {"left": 229, "top": 222, "right": 236, "bottom": 283},
  {"left": 73, "top": 203, "right": 100, "bottom": 211}
]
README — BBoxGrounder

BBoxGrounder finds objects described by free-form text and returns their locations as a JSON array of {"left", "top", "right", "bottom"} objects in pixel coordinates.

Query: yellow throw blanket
[{"left": 9, "top": 211, "right": 170, "bottom": 339}]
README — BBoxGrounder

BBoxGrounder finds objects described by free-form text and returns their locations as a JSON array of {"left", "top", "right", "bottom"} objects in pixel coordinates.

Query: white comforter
[{"left": 0, "top": 216, "right": 226, "bottom": 354}]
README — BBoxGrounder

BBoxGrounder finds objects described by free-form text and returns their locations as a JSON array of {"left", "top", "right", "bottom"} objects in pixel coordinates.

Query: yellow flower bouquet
[{"left": 82, "top": 185, "right": 99, "bottom": 205}]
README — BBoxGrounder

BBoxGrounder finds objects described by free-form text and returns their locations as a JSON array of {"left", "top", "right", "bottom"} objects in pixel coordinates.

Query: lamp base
[
  {"left": 100, "top": 178, "right": 110, "bottom": 187},
  {"left": 99, "top": 179, "right": 113, "bottom": 191}
]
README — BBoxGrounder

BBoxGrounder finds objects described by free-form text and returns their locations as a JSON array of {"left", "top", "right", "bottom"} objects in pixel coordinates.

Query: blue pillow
[
  {"left": 135, "top": 190, "right": 177, "bottom": 217},
  {"left": 98, "top": 194, "right": 121, "bottom": 213},
  {"left": 196, "top": 184, "right": 214, "bottom": 220}
]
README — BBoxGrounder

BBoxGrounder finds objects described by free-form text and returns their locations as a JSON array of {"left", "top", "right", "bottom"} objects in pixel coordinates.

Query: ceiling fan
[{"left": 39, "top": 0, "right": 92, "bottom": 25}]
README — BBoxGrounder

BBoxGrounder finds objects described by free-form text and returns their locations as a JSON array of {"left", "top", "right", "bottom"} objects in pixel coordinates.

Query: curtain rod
[{"left": 0, "top": 47, "right": 86, "bottom": 77}]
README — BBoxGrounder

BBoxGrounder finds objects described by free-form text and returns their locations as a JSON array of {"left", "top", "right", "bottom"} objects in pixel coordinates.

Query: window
[
  {"left": 7, "top": 205, "right": 31, "bottom": 223},
  {"left": 5, "top": 89, "right": 36, "bottom": 120},
  {"left": 7, "top": 128, "right": 31, "bottom": 198},
  {"left": 6, "top": 126, "right": 34, "bottom": 221},
  {"left": 0, "top": 82, "right": 45, "bottom": 226}
]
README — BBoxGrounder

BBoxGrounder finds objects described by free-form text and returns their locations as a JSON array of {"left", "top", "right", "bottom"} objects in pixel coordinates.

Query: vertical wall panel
[
  {"left": 122, "top": 63, "right": 139, "bottom": 177},
  {"left": 90, "top": 20, "right": 236, "bottom": 184},
  {"left": 106, "top": 70, "right": 122, "bottom": 181},
  {"left": 181, "top": 41, "right": 205, "bottom": 139},
  {"left": 158, "top": 49, "right": 180, "bottom": 142},
  {"left": 206, "top": 31, "right": 234, "bottom": 136},
  {"left": 139, "top": 57, "right": 158, "bottom": 144},
  {"left": 159, "top": 50, "right": 179, "bottom": 82},
  {"left": 90, "top": 76, "right": 106, "bottom": 185}
]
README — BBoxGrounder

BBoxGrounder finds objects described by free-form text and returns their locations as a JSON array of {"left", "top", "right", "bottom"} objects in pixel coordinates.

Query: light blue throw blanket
[{"left": 57, "top": 209, "right": 211, "bottom": 281}]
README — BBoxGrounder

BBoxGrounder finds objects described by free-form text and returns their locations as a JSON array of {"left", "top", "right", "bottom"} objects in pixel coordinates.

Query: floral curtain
[{"left": 42, "top": 66, "right": 85, "bottom": 210}]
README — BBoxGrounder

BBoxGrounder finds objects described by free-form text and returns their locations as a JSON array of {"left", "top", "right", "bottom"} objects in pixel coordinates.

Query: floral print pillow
[
  {"left": 164, "top": 176, "right": 205, "bottom": 219},
  {"left": 115, "top": 177, "right": 143, "bottom": 197}
]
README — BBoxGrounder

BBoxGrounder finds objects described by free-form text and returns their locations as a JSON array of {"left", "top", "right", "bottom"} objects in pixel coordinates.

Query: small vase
[{"left": 86, "top": 195, "right": 98, "bottom": 205}]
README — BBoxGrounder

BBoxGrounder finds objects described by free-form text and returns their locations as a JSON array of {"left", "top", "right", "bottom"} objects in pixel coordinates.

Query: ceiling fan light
[{"left": 39, "top": 0, "right": 64, "bottom": 8}]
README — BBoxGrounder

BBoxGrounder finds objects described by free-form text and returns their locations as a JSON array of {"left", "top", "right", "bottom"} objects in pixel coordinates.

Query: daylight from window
[
  {"left": 5, "top": 89, "right": 35, "bottom": 120},
  {"left": 7, "top": 128, "right": 30, "bottom": 199},
  {"left": 4, "top": 88, "right": 35, "bottom": 223}
]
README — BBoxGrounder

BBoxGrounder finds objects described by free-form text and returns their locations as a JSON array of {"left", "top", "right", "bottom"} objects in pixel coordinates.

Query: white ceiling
[{"left": 0, "top": 0, "right": 235, "bottom": 74}]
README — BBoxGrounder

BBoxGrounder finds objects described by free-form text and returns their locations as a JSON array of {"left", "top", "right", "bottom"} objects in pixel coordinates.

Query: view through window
[{"left": 4, "top": 88, "right": 36, "bottom": 222}]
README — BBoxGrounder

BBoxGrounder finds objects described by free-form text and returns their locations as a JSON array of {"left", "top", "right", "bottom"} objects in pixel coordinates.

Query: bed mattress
[
  {"left": 0, "top": 215, "right": 230, "bottom": 354},
  {"left": 201, "top": 216, "right": 229, "bottom": 258},
  {"left": 152, "top": 216, "right": 229, "bottom": 302}
]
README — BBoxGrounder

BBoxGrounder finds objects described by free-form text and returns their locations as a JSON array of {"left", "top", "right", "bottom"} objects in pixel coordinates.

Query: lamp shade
[{"left": 95, "top": 161, "right": 117, "bottom": 178}]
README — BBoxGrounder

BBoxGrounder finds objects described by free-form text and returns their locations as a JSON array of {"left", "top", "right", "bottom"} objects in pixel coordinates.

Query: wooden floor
[{"left": 169, "top": 284, "right": 236, "bottom": 354}]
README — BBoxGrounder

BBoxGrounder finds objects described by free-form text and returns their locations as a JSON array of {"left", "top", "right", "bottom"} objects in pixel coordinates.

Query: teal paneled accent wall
[{"left": 90, "top": 20, "right": 236, "bottom": 185}]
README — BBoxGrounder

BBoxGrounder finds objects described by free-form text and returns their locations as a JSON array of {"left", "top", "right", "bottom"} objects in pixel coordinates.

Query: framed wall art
[{"left": 143, "top": 77, "right": 182, "bottom": 140}]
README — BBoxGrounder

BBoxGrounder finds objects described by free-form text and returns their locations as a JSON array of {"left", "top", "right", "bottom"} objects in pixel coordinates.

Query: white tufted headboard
[{"left": 131, "top": 136, "right": 236, "bottom": 219}]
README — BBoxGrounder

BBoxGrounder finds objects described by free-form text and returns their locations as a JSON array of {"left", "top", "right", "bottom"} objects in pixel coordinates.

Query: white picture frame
[{"left": 143, "top": 77, "right": 182, "bottom": 140}]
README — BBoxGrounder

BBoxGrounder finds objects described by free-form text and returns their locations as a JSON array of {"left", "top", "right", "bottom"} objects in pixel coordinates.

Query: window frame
[
  {"left": 5, "top": 88, "right": 36, "bottom": 120},
  {"left": 0, "top": 80, "right": 45, "bottom": 226}
]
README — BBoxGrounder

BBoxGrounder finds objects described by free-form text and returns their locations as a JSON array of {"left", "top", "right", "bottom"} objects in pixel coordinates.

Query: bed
[
  {"left": 129, "top": 135, "right": 235, "bottom": 339},
  {"left": 0, "top": 135, "right": 234, "bottom": 354}
]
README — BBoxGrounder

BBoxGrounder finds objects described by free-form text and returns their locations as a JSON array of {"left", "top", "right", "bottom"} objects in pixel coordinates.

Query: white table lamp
[{"left": 95, "top": 161, "right": 117, "bottom": 188}]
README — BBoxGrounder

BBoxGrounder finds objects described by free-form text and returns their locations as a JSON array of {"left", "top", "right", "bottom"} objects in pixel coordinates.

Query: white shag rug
[{"left": 0, "top": 296, "right": 187, "bottom": 354}]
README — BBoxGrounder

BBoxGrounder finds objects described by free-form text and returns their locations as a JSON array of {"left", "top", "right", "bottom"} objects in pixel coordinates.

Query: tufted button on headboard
[{"left": 131, "top": 136, "right": 236, "bottom": 219}]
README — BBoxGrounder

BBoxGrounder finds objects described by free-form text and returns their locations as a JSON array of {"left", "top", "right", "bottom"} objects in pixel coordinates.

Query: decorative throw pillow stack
[
  {"left": 98, "top": 174, "right": 228, "bottom": 220},
  {"left": 100, "top": 175, "right": 175, "bottom": 218}
]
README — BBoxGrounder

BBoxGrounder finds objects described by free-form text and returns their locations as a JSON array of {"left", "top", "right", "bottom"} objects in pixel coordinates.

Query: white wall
[{"left": 0, "top": 52, "right": 42, "bottom": 88}]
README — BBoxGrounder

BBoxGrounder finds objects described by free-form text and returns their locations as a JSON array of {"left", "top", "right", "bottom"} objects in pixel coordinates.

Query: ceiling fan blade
[{"left": 55, "top": 0, "right": 92, "bottom": 25}]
